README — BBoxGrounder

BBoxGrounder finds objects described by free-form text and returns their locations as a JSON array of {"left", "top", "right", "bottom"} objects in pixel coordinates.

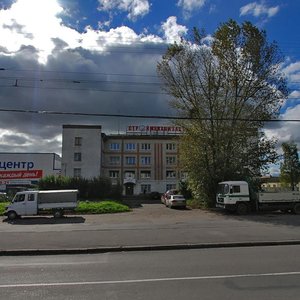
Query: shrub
[{"left": 38, "top": 175, "right": 122, "bottom": 200}]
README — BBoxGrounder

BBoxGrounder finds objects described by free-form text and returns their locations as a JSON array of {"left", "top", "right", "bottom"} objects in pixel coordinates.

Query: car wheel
[{"left": 7, "top": 211, "right": 17, "bottom": 220}]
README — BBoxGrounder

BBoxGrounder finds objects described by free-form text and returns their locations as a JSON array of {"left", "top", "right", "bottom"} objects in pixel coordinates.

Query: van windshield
[{"left": 217, "top": 184, "right": 229, "bottom": 195}]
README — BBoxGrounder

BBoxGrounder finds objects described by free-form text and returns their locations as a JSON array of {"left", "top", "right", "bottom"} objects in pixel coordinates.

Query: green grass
[
  {"left": 75, "top": 201, "right": 130, "bottom": 214},
  {"left": 0, "top": 201, "right": 130, "bottom": 216}
]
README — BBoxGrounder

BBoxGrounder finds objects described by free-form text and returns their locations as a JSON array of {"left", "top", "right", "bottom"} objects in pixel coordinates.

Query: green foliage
[
  {"left": 157, "top": 19, "right": 287, "bottom": 206},
  {"left": 38, "top": 175, "right": 122, "bottom": 199},
  {"left": 75, "top": 201, "right": 130, "bottom": 214},
  {"left": 0, "top": 202, "right": 9, "bottom": 215},
  {"left": 280, "top": 142, "right": 300, "bottom": 191}
]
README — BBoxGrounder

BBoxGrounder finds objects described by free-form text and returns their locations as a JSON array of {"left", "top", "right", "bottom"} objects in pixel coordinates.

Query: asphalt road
[
  {"left": 1, "top": 204, "right": 300, "bottom": 253},
  {"left": 1, "top": 245, "right": 300, "bottom": 299}
]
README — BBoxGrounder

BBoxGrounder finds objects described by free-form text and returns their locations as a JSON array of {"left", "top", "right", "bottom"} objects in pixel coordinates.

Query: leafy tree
[
  {"left": 280, "top": 142, "right": 300, "bottom": 191},
  {"left": 157, "top": 20, "right": 288, "bottom": 206}
]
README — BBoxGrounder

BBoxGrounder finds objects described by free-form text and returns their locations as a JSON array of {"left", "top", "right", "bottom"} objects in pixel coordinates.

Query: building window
[
  {"left": 109, "top": 156, "right": 120, "bottom": 165},
  {"left": 141, "top": 143, "right": 151, "bottom": 151},
  {"left": 166, "top": 184, "right": 176, "bottom": 191},
  {"left": 110, "top": 143, "right": 120, "bottom": 151},
  {"left": 74, "top": 168, "right": 81, "bottom": 177},
  {"left": 125, "top": 143, "right": 136, "bottom": 151},
  {"left": 166, "top": 156, "right": 176, "bottom": 165},
  {"left": 141, "top": 156, "right": 151, "bottom": 165},
  {"left": 166, "top": 143, "right": 176, "bottom": 151},
  {"left": 125, "top": 171, "right": 135, "bottom": 178},
  {"left": 74, "top": 152, "right": 82, "bottom": 162},
  {"left": 141, "top": 184, "right": 151, "bottom": 193},
  {"left": 109, "top": 170, "right": 119, "bottom": 178},
  {"left": 166, "top": 170, "right": 176, "bottom": 178},
  {"left": 126, "top": 156, "right": 136, "bottom": 165},
  {"left": 140, "top": 170, "right": 151, "bottom": 179},
  {"left": 74, "top": 137, "right": 82, "bottom": 146}
]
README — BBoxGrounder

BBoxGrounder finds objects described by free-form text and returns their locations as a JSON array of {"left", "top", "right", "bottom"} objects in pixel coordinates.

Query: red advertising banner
[{"left": 0, "top": 170, "right": 43, "bottom": 180}]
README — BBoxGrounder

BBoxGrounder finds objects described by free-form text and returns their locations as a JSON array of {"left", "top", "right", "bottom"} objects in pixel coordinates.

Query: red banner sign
[{"left": 0, "top": 170, "right": 43, "bottom": 180}]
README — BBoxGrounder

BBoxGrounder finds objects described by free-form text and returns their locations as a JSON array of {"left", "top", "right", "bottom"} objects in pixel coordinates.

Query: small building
[
  {"left": 61, "top": 124, "right": 185, "bottom": 195},
  {"left": 0, "top": 152, "right": 61, "bottom": 192}
]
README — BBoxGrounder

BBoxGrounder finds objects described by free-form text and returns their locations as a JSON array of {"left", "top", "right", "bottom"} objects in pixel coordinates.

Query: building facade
[
  {"left": 62, "top": 124, "right": 185, "bottom": 195},
  {"left": 0, "top": 153, "right": 61, "bottom": 192},
  {"left": 61, "top": 125, "right": 102, "bottom": 179}
]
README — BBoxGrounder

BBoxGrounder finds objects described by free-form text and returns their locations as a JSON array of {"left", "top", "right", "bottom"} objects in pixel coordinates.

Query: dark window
[
  {"left": 74, "top": 152, "right": 82, "bottom": 161},
  {"left": 231, "top": 185, "right": 241, "bottom": 193},
  {"left": 28, "top": 194, "right": 35, "bottom": 201},
  {"left": 74, "top": 168, "right": 81, "bottom": 177},
  {"left": 74, "top": 137, "right": 82, "bottom": 146}
]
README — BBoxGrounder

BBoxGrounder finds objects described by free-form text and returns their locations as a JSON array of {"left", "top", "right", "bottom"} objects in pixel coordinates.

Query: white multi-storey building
[{"left": 62, "top": 124, "right": 185, "bottom": 195}]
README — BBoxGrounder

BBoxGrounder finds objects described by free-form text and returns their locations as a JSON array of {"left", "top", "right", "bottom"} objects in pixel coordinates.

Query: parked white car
[{"left": 165, "top": 194, "right": 186, "bottom": 208}]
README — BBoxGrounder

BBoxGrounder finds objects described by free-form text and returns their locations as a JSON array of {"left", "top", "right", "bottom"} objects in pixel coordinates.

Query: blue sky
[{"left": 0, "top": 0, "right": 299, "bottom": 175}]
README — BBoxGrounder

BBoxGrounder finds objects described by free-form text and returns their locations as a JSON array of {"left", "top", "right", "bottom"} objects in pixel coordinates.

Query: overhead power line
[{"left": 0, "top": 108, "right": 300, "bottom": 122}]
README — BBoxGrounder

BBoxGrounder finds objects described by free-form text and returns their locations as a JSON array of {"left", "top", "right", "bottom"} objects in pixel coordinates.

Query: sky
[{"left": 0, "top": 0, "right": 300, "bottom": 176}]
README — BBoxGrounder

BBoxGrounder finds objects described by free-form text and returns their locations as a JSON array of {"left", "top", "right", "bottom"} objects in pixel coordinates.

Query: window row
[
  {"left": 75, "top": 138, "right": 177, "bottom": 152},
  {"left": 141, "top": 184, "right": 178, "bottom": 194},
  {"left": 109, "top": 143, "right": 177, "bottom": 151},
  {"left": 108, "top": 170, "right": 179, "bottom": 179},
  {"left": 109, "top": 156, "right": 177, "bottom": 165},
  {"left": 73, "top": 168, "right": 187, "bottom": 180}
]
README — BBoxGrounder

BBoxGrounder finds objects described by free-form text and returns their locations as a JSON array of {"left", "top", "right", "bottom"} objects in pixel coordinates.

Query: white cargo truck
[
  {"left": 5, "top": 190, "right": 78, "bottom": 220},
  {"left": 216, "top": 181, "right": 300, "bottom": 215}
]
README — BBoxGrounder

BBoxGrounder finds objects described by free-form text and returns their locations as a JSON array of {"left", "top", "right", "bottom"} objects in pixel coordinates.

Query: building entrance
[{"left": 125, "top": 183, "right": 134, "bottom": 196}]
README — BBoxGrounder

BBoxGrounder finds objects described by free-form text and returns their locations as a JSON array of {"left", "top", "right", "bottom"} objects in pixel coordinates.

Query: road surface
[{"left": 1, "top": 245, "right": 300, "bottom": 299}]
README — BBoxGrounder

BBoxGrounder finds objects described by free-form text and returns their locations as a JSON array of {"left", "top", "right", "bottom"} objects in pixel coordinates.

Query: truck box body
[
  {"left": 5, "top": 190, "right": 78, "bottom": 219},
  {"left": 258, "top": 191, "right": 300, "bottom": 203},
  {"left": 37, "top": 190, "right": 78, "bottom": 209},
  {"left": 216, "top": 181, "right": 300, "bottom": 214}
]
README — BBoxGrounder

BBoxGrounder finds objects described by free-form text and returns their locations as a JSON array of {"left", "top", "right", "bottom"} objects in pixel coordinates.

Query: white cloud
[
  {"left": 98, "top": 0, "right": 150, "bottom": 20},
  {"left": 240, "top": 2, "right": 279, "bottom": 18},
  {"left": 264, "top": 104, "right": 300, "bottom": 151},
  {"left": 0, "top": 0, "right": 163, "bottom": 63},
  {"left": 0, "top": 0, "right": 173, "bottom": 154},
  {"left": 282, "top": 61, "right": 300, "bottom": 83},
  {"left": 177, "top": 0, "right": 206, "bottom": 18},
  {"left": 161, "top": 16, "right": 188, "bottom": 44},
  {"left": 0, "top": 0, "right": 80, "bottom": 63}
]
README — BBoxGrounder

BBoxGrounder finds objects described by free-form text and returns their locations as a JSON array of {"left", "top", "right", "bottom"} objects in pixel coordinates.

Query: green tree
[
  {"left": 280, "top": 142, "right": 300, "bottom": 191},
  {"left": 157, "top": 20, "right": 288, "bottom": 206}
]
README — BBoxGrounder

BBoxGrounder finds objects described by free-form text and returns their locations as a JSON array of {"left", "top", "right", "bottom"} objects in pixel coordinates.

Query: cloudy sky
[{"left": 0, "top": 0, "right": 299, "bottom": 174}]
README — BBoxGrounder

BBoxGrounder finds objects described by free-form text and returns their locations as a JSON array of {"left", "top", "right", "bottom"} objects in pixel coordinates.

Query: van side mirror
[{"left": 229, "top": 187, "right": 233, "bottom": 194}]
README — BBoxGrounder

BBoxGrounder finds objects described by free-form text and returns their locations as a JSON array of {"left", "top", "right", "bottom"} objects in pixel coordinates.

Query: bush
[
  {"left": 75, "top": 201, "right": 130, "bottom": 214},
  {"left": 38, "top": 175, "right": 122, "bottom": 200}
]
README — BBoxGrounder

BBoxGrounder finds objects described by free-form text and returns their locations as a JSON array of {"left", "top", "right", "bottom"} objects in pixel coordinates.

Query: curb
[{"left": 1, "top": 240, "right": 300, "bottom": 256}]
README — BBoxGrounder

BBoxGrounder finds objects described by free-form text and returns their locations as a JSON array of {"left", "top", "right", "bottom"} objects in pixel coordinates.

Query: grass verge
[{"left": 75, "top": 201, "right": 130, "bottom": 214}]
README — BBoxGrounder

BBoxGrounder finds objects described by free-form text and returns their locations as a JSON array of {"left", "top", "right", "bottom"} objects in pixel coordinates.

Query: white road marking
[{"left": 1, "top": 271, "right": 300, "bottom": 288}]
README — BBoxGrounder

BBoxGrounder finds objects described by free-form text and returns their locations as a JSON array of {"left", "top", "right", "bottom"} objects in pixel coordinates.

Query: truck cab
[
  {"left": 5, "top": 191, "right": 38, "bottom": 220},
  {"left": 216, "top": 181, "right": 250, "bottom": 214}
]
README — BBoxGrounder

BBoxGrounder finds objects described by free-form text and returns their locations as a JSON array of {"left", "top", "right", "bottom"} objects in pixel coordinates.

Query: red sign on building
[{"left": 0, "top": 170, "right": 43, "bottom": 180}]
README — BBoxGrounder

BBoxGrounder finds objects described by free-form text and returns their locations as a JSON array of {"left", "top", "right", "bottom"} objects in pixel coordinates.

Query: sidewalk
[{"left": 1, "top": 204, "right": 300, "bottom": 255}]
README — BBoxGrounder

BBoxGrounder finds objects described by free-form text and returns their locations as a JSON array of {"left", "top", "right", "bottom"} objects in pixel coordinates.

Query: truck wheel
[
  {"left": 236, "top": 203, "right": 248, "bottom": 215},
  {"left": 7, "top": 211, "right": 17, "bottom": 220},
  {"left": 293, "top": 203, "right": 300, "bottom": 215},
  {"left": 53, "top": 210, "right": 63, "bottom": 218}
]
